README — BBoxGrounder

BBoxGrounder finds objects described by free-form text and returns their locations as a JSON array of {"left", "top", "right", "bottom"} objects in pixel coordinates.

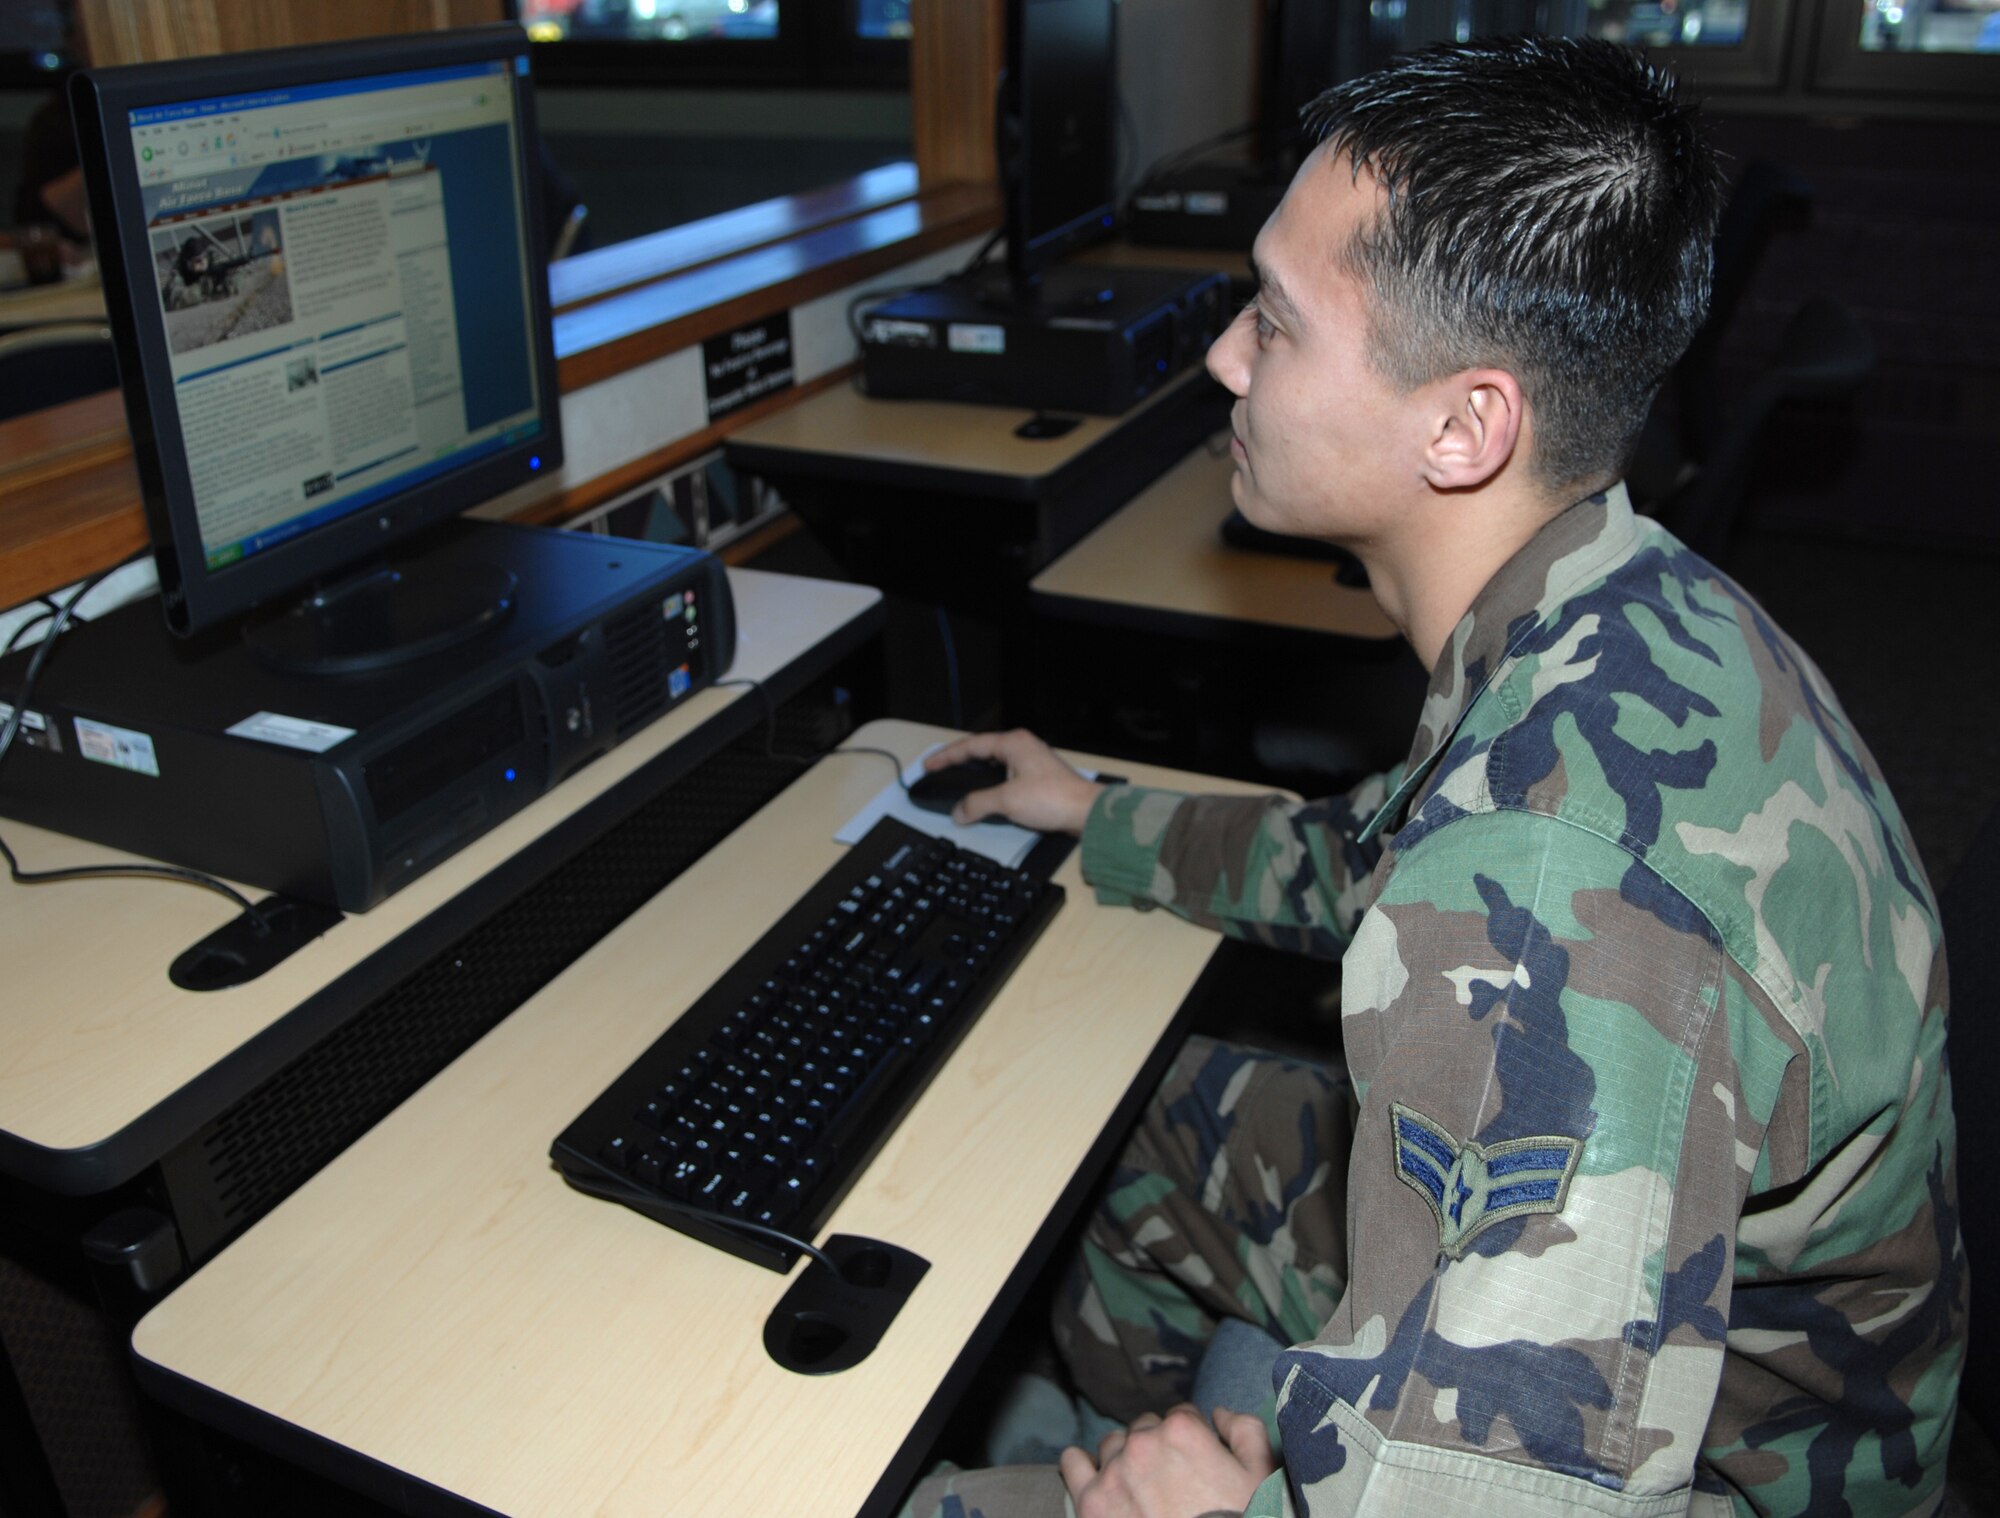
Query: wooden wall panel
[
  {"left": 73, "top": 0, "right": 506, "bottom": 67},
  {"left": 910, "top": 0, "right": 1004, "bottom": 189}
]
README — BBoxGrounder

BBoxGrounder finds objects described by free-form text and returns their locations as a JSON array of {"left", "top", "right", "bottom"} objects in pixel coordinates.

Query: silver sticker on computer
[
  {"left": 947, "top": 323, "right": 1006, "bottom": 355},
  {"left": 226, "top": 711, "right": 357, "bottom": 752},
  {"left": 74, "top": 717, "right": 161, "bottom": 777},
  {"left": 865, "top": 318, "right": 937, "bottom": 348}
]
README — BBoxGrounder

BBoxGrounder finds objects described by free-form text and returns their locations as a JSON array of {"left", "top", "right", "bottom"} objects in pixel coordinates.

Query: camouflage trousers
[{"left": 905, "top": 1036, "right": 1352, "bottom": 1518}]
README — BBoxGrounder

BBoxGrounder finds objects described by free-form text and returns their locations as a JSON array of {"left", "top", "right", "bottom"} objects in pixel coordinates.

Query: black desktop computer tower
[
  {"left": 0, "top": 520, "right": 734, "bottom": 913},
  {"left": 1127, "top": 163, "right": 1287, "bottom": 253},
  {"left": 858, "top": 265, "right": 1230, "bottom": 416}
]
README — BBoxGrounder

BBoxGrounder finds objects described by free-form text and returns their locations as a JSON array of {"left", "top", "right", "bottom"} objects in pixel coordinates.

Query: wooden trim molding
[
  {"left": 550, "top": 163, "right": 924, "bottom": 314},
  {"left": 72, "top": 0, "right": 502, "bottom": 66},
  {"left": 554, "top": 181, "right": 997, "bottom": 389},
  {"left": 911, "top": 0, "right": 1004, "bottom": 187},
  {"left": 0, "top": 399, "right": 148, "bottom": 612}
]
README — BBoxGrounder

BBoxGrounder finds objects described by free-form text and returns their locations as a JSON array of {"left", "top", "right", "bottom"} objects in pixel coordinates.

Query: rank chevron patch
[{"left": 1391, "top": 1102, "right": 1583, "bottom": 1260}]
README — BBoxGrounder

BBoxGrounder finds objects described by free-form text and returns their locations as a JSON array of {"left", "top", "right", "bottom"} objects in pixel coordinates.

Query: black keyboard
[{"left": 550, "top": 815, "right": 1064, "bottom": 1270}]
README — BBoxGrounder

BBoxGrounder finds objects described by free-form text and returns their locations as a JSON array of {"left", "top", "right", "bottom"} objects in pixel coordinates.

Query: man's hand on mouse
[{"left": 923, "top": 729, "right": 1104, "bottom": 833}]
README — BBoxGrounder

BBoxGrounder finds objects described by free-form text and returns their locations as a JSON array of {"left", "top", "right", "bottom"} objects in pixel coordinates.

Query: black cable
[
  {"left": 835, "top": 744, "right": 918, "bottom": 791},
  {"left": 934, "top": 605, "right": 964, "bottom": 730},
  {"left": 561, "top": 1166, "right": 841, "bottom": 1276},
  {"left": 1115, "top": 90, "right": 1141, "bottom": 209},
  {"left": 712, "top": 676, "right": 814, "bottom": 768},
  {"left": 3, "top": 595, "right": 63, "bottom": 656},
  {"left": 955, "top": 226, "right": 1003, "bottom": 280},
  {"left": 3, "top": 611, "right": 54, "bottom": 658},
  {"left": 846, "top": 279, "right": 927, "bottom": 349},
  {"left": 0, "top": 835, "right": 268, "bottom": 923},
  {"left": 0, "top": 563, "right": 126, "bottom": 770},
  {"left": 1136, "top": 121, "right": 1257, "bottom": 189},
  {"left": 0, "top": 556, "right": 273, "bottom": 934},
  {"left": 710, "top": 676, "right": 917, "bottom": 795}
]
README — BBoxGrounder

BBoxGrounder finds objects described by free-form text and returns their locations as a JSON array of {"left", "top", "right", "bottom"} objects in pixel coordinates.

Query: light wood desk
[
  {"left": 725, "top": 368, "right": 1230, "bottom": 726},
  {"left": 1028, "top": 442, "right": 1418, "bottom": 788},
  {"left": 724, "top": 366, "right": 1230, "bottom": 608},
  {"left": 1031, "top": 440, "right": 1397, "bottom": 643},
  {"left": 0, "top": 569, "right": 881, "bottom": 1209},
  {"left": 131, "top": 718, "right": 1265, "bottom": 1518}
]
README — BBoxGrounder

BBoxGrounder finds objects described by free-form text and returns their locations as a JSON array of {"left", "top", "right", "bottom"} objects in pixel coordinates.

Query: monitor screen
[
  {"left": 1263, "top": 0, "right": 1377, "bottom": 169},
  {"left": 71, "top": 27, "right": 562, "bottom": 644},
  {"left": 1004, "top": 0, "right": 1117, "bottom": 287}
]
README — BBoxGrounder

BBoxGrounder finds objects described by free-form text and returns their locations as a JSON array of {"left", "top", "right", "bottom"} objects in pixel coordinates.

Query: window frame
[
  {"left": 514, "top": 0, "right": 910, "bottom": 90},
  {"left": 1809, "top": 0, "right": 2000, "bottom": 95},
  {"left": 1635, "top": 0, "right": 1800, "bottom": 91}
]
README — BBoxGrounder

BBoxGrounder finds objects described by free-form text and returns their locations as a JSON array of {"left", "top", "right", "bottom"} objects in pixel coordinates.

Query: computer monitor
[
  {"left": 1001, "top": 0, "right": 1118, "bottom": 291},
  {"left": 69, "top": 26, "right": 562, "bottom": 669},
  {"left": 1261, "top": 0, "right": 1387, "bottom": 166}
]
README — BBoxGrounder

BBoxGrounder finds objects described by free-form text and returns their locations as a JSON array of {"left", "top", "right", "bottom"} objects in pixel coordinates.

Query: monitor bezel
[
  {"left": 70, "top": 24, "right": 563, "bottom": 640},
  {"left": 1002, "top": 0, "right": 1119, "bottom": 288}
]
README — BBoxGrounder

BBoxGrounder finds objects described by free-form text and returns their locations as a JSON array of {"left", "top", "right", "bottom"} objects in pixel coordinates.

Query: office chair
[
  {"left": 1941, "top": 805, "right": 1998, "bottom": 1436},
  {"left": 1646, "top": 295, "right": 1875, "bottom": 564},
  {"left": 1627, "top": 160, "right": 1815, "bottom": 509},
  {"left": 1682, "top": 161, "right": 1818, "bottom": 465},
  {"left": 0, "top": 321, "right": 118, "bottom": 424},
  {"left": 1627, "top": 159, "right": 1880, "bottom": 563}
]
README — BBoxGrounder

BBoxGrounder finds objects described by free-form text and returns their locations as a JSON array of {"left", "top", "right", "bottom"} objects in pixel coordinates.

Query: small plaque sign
[{"left": 703, "top": 312, "right": 796, "bottom": 422}]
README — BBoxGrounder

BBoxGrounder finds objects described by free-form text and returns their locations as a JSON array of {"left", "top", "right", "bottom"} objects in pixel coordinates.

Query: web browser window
[{"left": 130, "top": 59, "right": 546, "bottom": 570}]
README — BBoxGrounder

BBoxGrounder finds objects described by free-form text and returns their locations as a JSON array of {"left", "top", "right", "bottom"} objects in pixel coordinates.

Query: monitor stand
[{"left": 244, "top": 551, "right": 518, "bottom": 677}]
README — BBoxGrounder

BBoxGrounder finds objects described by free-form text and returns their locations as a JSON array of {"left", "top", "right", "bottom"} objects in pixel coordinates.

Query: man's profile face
[{"left": 1205, "top": 148, "right": 1425, "bottom": 549}]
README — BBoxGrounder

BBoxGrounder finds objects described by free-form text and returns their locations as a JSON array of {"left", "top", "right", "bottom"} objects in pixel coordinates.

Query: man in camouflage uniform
[{"left": 917, "top": 35, "right": 1962, "bottom": 1518}]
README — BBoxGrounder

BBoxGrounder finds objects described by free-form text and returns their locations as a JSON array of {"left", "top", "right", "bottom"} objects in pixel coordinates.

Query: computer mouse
[{"left": 907, "top": 758, "right": 1010, "bottom": 816}]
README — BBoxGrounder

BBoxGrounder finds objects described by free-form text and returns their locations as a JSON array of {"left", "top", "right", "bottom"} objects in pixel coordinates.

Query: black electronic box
[
  {"left": 1127, "top": 164, "right": 1286, "bottom": 254},
  {"left": 0, "top": 520, "right": 734, "bottom": 913},
  {"left": 858, "top": 265, "right": 1230, "bottom": 416}
]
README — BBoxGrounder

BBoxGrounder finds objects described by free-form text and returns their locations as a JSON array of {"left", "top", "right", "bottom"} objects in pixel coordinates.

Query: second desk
[{"left": 1029, "top": 441, "right": 1420, "bottom": 789}]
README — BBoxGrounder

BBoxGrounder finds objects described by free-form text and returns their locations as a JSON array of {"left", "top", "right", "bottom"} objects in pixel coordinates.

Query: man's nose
[{"left": 1206, "top": 315, "right": 1250, "bottom": 397}]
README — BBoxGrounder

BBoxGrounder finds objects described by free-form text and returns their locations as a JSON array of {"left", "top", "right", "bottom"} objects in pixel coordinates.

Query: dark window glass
[{"left": 521, "top": 0, "right": 780, "bottom": 44}]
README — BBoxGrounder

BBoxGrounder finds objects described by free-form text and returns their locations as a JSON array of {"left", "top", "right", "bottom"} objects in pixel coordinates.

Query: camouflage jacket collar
[{"left": 1359, "top": 483, "right": 1640, "bottom": 842}]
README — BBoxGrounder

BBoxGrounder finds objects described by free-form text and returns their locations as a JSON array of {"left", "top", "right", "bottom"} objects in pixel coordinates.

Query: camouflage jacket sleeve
[
  {"left": 1251, "top": 807, "right": 1804, "bottom": 1517},
  {"left": 1076, "top": 768, "right": 1404, "bottom": 960}
]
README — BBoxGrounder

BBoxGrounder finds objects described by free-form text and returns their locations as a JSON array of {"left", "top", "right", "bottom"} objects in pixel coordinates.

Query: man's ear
[{"left": 1421, "top": 369, "right": 1524, "bottom": 490}]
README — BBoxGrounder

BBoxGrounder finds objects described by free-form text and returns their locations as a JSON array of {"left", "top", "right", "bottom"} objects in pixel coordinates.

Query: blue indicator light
[
  {"left": 503, "top": 767, "right": 518, "bottom": 782},
  {"left": 528, "top": 455, "right": 541, "bottom": 470}
]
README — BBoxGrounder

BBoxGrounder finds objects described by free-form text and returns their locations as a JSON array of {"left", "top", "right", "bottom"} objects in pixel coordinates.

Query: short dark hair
[{"left": 1303, "top": 36, "right": 1724, "bottom": 491}]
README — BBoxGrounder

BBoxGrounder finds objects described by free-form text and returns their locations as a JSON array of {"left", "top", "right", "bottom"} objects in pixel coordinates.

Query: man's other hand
[
  {"left": 922, "top": 728, "right": 1104, "bottom": 834},
  {"left": 1057, "top": 1404, "right": 1277, "bottom": 1518}
]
